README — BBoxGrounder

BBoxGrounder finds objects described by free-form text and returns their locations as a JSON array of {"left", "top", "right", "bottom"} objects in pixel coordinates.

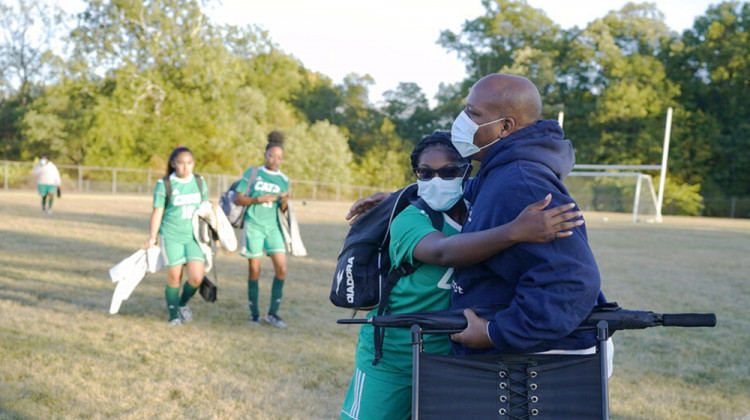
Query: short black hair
[
  {"left": 267, "top": 130, "right": 285, "bottom": 151},
  {"left": 409, "top": 131, "right": 468, "bottom": 170}
]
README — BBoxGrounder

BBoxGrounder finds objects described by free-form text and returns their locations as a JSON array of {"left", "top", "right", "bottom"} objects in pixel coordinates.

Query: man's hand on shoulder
[
  {"left": 345, "top": 192, "right": 389, "bottom": 226},
  {"left": 450, "top": 309, "right": 494, "bottom": 349}
]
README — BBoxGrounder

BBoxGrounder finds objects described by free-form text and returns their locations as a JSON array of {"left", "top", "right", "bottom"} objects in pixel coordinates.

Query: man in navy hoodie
[{"left": 448, "top": 73, "right": 606, "bottom": 356}]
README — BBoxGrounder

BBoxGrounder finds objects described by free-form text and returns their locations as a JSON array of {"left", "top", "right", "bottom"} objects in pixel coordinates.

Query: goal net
[{"left": 565, "top": 166, "right": 660, "bottom": 222}]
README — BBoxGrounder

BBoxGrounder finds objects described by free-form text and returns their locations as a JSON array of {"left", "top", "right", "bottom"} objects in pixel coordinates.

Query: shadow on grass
[
  {"left": 0, "top": 228, "right": 138, "bottom": 260},
  {"left": 0, "top": 213, "right": 348, "bottom": 325},
  {"left": 44, "top": 210, "right": 147, "bottom": 230},
  {"left": 0, "top": 197, "right": 149, "bottom": 231}
]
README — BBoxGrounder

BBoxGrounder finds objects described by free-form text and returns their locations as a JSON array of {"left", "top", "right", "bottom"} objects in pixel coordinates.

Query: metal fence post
[
  {"left": 113, "top": 169, "right": 117, "bottom": 194},
  {"left": 4, "top": 161, "right": 8, "bottom": 190},
  {"left": 78, "top": 165, "right": 83, "bottom": 192}
]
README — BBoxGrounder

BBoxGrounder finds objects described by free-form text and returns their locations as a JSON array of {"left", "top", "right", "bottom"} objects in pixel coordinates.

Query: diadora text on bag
[{"left": 330, "top": 184, "right": 443, "bottom": 310}]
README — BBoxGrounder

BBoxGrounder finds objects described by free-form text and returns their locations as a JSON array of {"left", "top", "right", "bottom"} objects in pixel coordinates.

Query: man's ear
[{"left": 499, "top": 118, "right": 516, "bottom": 138}]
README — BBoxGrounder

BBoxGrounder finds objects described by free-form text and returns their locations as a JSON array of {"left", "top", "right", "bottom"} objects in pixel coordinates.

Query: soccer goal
[
  {"left": 566, "top": 166, "right": 660, "bottom": 222},
  {"left": 560, "top": 108, "right": 673, "bottom": 223}
]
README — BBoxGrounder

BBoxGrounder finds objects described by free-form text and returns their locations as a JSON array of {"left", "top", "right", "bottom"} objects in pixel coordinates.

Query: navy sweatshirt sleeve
[{"left": 452, "top": 160, "right": 602, "bottom": 354}]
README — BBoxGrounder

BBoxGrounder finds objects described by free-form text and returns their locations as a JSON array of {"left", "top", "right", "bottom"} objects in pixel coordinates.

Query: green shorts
[
  {"left": 159, "top": 235, "right": 205, "bottom": 268},
  {"left": 240, "top": 221, "right": 286, "bottom": 258},
  {"left": 340, "top": 365, "right": 412, "bottom": 420},
  {"left": 38, "top": 184, "right": 57, "bottom": 196}
]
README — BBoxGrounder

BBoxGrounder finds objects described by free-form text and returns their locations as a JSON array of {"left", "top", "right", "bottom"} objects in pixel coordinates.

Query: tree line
[{"left": 1, "top": 0, "right": 748, "bottom": 216}]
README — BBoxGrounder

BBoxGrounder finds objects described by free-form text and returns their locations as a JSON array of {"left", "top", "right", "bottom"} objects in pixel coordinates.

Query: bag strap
[
  {"left": 195, "top": 173, "right": 206, "bottom": 202},
  {"left": 246, "top": 166, "right": 259, "bottom": 196},
  {"left": 162, "top": 176, "right": 172, "bottom": 207},
  {"left": 163, "top": 173, "right": 206, "bottom": 207},
  {"left": 372, "top": 265, "right": 419, "bottom": 366},
  {"left": 372, "top": 196, "right": 445, "bottom": 366},
  {"left": 207, "top": 221, "right": 219, "bottom": 285}
]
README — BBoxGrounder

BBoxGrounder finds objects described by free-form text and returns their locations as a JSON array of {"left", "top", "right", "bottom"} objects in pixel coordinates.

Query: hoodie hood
[{"left": 479, "top": 119, "right": 575, "bottom": 181}]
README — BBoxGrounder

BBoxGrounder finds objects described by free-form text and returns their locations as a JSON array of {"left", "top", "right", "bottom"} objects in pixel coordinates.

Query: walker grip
[{"left": 661, "top": 313, "right": 716, "bottom": 327}]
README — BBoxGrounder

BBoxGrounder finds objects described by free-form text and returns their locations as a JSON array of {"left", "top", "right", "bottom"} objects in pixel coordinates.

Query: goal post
[
  {"left": 559, "top": 107, "right": 673, "bottom": 222},
  {"left": 566, "top": 168, "right": 660, "bottom": 222}
]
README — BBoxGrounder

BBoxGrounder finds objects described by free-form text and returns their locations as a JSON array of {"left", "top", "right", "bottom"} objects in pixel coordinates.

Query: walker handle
[{"left": 661, "top": 313, "right": 716, "bottom": 327}]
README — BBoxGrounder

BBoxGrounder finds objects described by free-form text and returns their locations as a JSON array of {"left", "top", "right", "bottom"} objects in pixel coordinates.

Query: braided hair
[{"left": 410, "top": 131, "right": 468, "bottom": 170}]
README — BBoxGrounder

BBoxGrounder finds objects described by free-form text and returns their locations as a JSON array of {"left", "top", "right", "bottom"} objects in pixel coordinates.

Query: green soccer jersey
[
  {"left": 153, "top": 174, "right": 207, "bottom": 241},
  {"left": 356, "top": 204, "right": 461, "bottom": 374},
  {"left": 235, "top": 166, "right": 289, "bottom": 227}
]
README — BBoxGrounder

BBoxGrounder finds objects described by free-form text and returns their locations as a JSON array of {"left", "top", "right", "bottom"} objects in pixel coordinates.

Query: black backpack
[
  {"left": 331, "top": 183, "right": 443, "bottom": 365},
  {"left": 162, "top": 174, "right": 206, "bottom": 205}
]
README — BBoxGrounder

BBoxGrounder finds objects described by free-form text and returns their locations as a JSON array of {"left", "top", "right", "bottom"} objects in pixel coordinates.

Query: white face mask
[
  {"left": 450, "top": 110, "right": 506, "bottom": 158},
  {"left": 417, "top": 177, "right": 463, "bottom": 212}
]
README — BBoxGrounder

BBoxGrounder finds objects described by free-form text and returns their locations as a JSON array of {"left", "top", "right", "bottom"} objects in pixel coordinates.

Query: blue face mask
[
  {"left": 417, "top": 177, "right": 463, "bottom": 212},
  {"left": 450, "top": 110, "right": 505, "bottom": 158}
]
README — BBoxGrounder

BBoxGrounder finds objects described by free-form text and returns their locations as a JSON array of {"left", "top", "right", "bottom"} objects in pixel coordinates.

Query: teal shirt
[
  {"left": 235, "top": 166, "right": 289, "bottom": 228},
  {"left": 153, "top": 174, "right": 208, "bottom": 241},
  {"left": 356, "top": 204, "right": 461, "bottom": 374}
]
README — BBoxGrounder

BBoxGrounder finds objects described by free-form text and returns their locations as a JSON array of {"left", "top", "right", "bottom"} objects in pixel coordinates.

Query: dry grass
[{"left": 0, "top": 191, "right": 748, "bottom": 420}]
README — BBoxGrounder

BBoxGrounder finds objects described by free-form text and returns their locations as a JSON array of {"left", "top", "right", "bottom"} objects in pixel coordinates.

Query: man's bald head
[{"left": 470, "top": 74, "right": 542, "bottom": 130}]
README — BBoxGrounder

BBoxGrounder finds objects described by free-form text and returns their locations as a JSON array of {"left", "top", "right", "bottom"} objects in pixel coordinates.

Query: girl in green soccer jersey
[
  {"left": 233, "top": 131, "right": 290, "bottom": 328},
  {"left": 145, "top": 146, "right": 208, "bottom": 327},
  {"left": 341, "top": 132, "right": 583, "bottom": 420}
]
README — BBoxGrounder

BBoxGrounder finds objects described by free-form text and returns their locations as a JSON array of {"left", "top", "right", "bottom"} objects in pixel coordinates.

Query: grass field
[{"left": 1, "top": 191, "right": 748, "bottom": 420}]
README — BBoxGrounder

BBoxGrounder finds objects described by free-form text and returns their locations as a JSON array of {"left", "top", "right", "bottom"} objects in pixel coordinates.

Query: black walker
[{"left": 340, "top": 303, "right": 716, "bottom": 420}]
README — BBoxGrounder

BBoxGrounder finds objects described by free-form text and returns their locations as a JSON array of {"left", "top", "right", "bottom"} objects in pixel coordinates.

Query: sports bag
[
  {"left": 219, "top": 166, "right": 259, "bottom": 229},
  {"left": 331, "top": 184, "right": 443, "bottom": 364},
  {"left": 330, "top": 183, "right": 443, "bottom": 310}
]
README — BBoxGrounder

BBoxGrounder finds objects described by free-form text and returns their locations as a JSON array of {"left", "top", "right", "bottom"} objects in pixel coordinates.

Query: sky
[{"left": 51, "top": 0, "right": 718, "bottom": 104}]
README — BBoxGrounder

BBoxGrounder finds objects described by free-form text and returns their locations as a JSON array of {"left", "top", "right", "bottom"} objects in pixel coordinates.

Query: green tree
[
  {"left": 563, "top": 3, "right": 680, "bottom": 166},
  {"left": 381, "top": 82, "right": 441, "bottom": 145},
  {"left": 666, "top": 1, "right": 750, "bottom": 199},
  {"left": 292, "top": 71, "right": 344, "bottom": 124},
  {"left": 0, "top": 0, "right": 64, "bottom": 159},
  {"left": 282, "top": 120, "right": 352, "bottom": 183},
  {"left": 438, "top": 0, "right": 563, "bottom": 93},
  {"left": 351, "top": 118, "right": 411, "bottom": 189}
]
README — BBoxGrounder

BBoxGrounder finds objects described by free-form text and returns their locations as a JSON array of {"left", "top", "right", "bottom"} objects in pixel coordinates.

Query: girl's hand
[
  {"left": 279, "top": 192, "right": 289, "bottom": 202},
  {"left": 510, "top": 194, "right": 584, "bottom": 243},
  {"left": 256, "top": 194, "right": 277, "bottom": 204},
  {"left": 144, "top": 237, "right": 157, "bottom": 249}
]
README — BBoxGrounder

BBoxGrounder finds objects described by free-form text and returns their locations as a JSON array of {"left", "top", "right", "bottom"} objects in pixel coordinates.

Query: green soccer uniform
[
  {"left": 235, "top": 166, "right": 289, "bottom": 258},
  {"left": 153, "top": 174, "right": 208, "bottom": 267},
  {"left": 341, "top": 205, "right": 461, "bottom": 420},
  {"left": 37, "top": 184, "right": 57, "bottom": 196}
]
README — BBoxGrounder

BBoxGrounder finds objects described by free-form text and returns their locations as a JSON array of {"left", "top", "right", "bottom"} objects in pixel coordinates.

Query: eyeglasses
[{"left": 413, "top": 163, "right": 470, "bottom": 181}]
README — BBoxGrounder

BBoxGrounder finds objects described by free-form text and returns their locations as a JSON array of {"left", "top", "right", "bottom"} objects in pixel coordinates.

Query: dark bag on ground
[
  {"left": 200, "top": 276, "right": 217, "bottom": 302},
  {"left": 219, "top": 166, "right": 259, "bottom": 229},
  {"left": 330, "top": 184, "right": 443, "bottom": 365}
]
